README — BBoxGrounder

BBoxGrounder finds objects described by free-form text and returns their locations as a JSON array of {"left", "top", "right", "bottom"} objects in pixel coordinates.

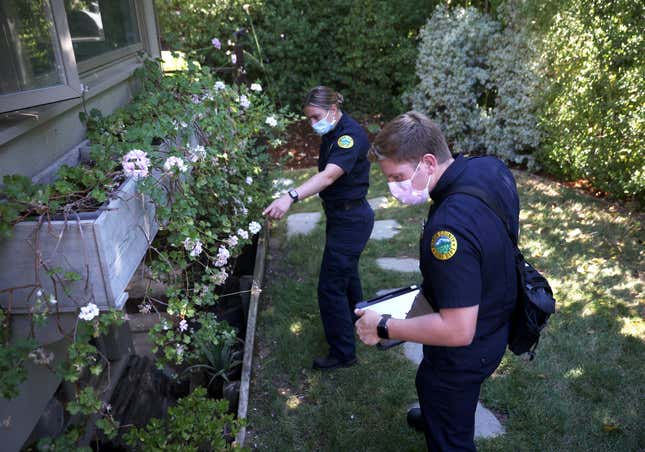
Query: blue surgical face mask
[{"left": 312, "top": 110, "right": 335, "bottom": 135}]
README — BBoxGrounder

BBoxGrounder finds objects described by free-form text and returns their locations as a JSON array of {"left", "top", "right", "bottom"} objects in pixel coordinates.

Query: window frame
[{"left": 0, "top": 0, "right": 146, "bottom": 115}]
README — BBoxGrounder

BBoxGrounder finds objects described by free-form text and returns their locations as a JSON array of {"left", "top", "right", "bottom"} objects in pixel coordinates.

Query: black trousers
[{"left": 317, "top": 200, "right": 374, "bottom": 360}]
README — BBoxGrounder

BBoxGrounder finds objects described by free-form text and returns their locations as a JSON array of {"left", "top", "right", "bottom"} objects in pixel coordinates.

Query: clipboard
[{"left": 356, "top": 285, "right": 420, "bottom": 350}]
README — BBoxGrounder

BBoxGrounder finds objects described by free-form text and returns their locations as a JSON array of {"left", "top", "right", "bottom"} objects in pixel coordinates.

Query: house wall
[{"left": 0, "top": 1, "right": 161, "bottom": 450}]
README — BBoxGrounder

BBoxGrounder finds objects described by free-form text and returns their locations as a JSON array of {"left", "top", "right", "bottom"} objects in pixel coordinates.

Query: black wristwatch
[
  {"left": 288, "top": 189, "right": 299, "bottom": 203},
  {"left": 377, "top": 314, "right": 392, "bottom": 340}
]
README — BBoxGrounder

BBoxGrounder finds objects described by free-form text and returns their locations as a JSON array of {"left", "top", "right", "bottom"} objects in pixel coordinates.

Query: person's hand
[
  {"left": 354, "top": 308, "right": 382, "bottom": 345},
  {"left": 262, "top": 195, "right": 293, "bottom": 220}
]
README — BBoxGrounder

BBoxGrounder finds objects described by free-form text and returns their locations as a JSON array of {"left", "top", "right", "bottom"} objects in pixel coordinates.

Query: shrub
[
  {"left": 410, "top": 5, "right": 541, "bottom": 165},
  {"left": 156, "top": 0, "right": 436, "bottom": 117},
  {"left": 533, "top": 0, "right": 644, "bottom": 203},
  {"left": 124, "top": 387, "right": 245, "bottom": 451}
]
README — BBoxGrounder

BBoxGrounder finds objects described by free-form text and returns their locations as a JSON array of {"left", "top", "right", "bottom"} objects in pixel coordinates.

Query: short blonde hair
[{"left": 369, "top": 111, "right": 451, "bottom": 163}]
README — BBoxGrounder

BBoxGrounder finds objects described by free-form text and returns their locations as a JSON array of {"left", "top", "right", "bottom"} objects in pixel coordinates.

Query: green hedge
[
  {"left": 156, "top": 0, "right": 436, "bottom": 117},
  {"left": 531, "top": 0, "right": 644, "bottom": 204}
]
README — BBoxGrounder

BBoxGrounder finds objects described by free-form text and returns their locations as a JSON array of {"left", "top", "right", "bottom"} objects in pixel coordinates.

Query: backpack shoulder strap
[{"left": 439, "top": 185, "right": 517, "bottom": 246}]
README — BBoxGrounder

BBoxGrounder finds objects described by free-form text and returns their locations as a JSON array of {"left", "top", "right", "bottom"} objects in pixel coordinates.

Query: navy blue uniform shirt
[
  {"left": 318, "top": 113, "right": 370, "bottom": 202},
  {"left": 420, "top": 155, "right": 519, "bottom": 376}
]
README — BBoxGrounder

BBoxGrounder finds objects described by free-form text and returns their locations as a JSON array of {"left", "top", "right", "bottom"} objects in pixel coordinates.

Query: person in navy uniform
[
  {"left": 263, "top": 86, "right": 374, "bottom": 370},
  {"left": 354, "top": 111, "right": 519, "bottom": 451}
]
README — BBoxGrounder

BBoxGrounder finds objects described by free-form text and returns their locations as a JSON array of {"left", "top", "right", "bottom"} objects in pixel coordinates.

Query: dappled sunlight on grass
[
  {"left": 289, "top": 321, "right": 303, "bottom": 335},
  {"left": 253, "top": 165, "right": 643, "bottom": 451}
]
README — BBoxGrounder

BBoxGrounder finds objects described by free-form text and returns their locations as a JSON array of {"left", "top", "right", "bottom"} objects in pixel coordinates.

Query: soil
[{"left": 267, "top": 116, "right": 384, "bottom": 169}]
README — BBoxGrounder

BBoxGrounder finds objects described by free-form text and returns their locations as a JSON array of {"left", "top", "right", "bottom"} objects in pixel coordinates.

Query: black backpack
[{"left": 442, "top": 185, "right": 556, "bottom": 360}]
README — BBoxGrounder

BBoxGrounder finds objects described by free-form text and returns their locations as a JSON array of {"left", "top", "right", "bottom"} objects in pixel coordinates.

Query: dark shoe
[
  {"left": 407, "top": 404, "right": 425, "bottom": 432},
  {"left": 312, "top": 355, "right": 357, "bottom": 370}
]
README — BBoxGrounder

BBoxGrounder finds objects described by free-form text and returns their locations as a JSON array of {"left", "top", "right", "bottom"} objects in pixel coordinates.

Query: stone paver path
[
  {"left": 376, "top": 257, "right": 420, "bottom": 273},
  {"left": 368, "top": 196, "right": 389, "bottom": 210},
  {"left": 283, "top": 198, "right": 505, "bottom": 440},
  {"left": 370, "top": 219, "right": 401, "bottom": 240},
  {"left": 403, "top": 341, "right": 506, "bottom": 439},
  {"left": 286, "top": 212, "right": 321, "bottom": 238}
]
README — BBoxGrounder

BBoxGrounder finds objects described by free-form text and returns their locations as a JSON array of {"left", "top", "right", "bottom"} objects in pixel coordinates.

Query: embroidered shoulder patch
[
  {"left": 431, "top": 230, "right": 458, "bottom": 260},
  {"left": 337, "top": 135, "right": 354, "bottom": 149}
]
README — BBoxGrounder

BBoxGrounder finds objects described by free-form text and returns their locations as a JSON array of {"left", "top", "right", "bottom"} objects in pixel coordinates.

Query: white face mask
[
  {"left": 312, "top": 110, "right": 335, "bottom": 135},
  {"left": 387, "top": 161, "right": 432, "bottom": 205}
]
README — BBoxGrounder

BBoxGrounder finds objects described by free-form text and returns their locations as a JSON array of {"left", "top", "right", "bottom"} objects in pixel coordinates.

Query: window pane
[
  {"left": 0, "top": 0, "right": 65, "bottom": 95},
  {"left": 65, "top": 0, "right": 140, "bottom": 63}
]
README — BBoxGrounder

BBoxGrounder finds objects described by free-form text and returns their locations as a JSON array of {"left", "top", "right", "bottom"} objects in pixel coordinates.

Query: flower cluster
[
  {"left": 122, "top": 149, "right": 150, "bottom": 179},
  {"left": 249, "top": 221, "right": 262, "bottom": 235},
  {"left": 164, "top": 156, "right": 188, "bottom": 173},
  {"left": 79, "top": 303, "right": 99, "bottom": 321},
  {"left": 183, "top": 237, "right": 203, "bottom": 257},
  {"left": 214, "top": 246, "right": 230, "bottom": 267}
]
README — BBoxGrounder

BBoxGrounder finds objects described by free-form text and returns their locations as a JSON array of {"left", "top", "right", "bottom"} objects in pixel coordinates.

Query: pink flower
[
  {"left": 211, "top": 38, "right": 221, "bottom": 49},
  {"left": 122, "top": 149, "right": 150, "bottom": 179}
]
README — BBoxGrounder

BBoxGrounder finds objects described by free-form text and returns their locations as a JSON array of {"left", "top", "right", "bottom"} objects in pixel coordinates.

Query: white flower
[
  {"left": 237, "top": 228, "right": 249, "bottom": 240},
  {"left": 249, "top": 221, "right": 262, "bottom": 235},
  {"left": 238, "top": 95, "right": 250, "bottom": 109},
  {"left": 163, "top": 156, "right": 188, "bottom": 173},
  {"left": 36, "top": 289, "right": 43, "bottom": 297},
  {"left": 250, "top": 83, "right": 262, "bottom": 92},
  {"left": 214, "top": 246, "right": 230, "bottom": 267},
  {"left": 178, "top": 319, "right": 188, "bottom": 332},
  {"left": 28, "top": 348, "right": 54, "bottom": 365},
  {"left": 122, "top": 149, "right": 150, "bottom": 179},
  {"left": 183, "top": 238, "right": 203, "bottom": 257},
  {"left": 187, "top": 144, "right": 206, "bottom": 162},
  {"left": 176, "top": 344, "right": 185, "bottom": 357},
  {"left": 231, "top": 53, "right": 237, "bottom": 65},
  {"left": 247, "top": 196, "right": 253, "bottom": 203},
  {"left": 245, "top": 176, "right": 253, "bottom": 185},
  {"left": 265, "top": 115, "right": 278, "bottom": 127},
  {"left": 241, "top": 207, "right": 249, "bottom": 216},
  {"left": 79, "top": 303, "right": 99, "bottom": 321},
  {"left": 226, "top": 235, "right": 239, "bottom": 247},
  {"left": 210, "top": 269, "right": 228, "bottom": 286},
  {"left": 161, "top": 319, "right": 170, "bottom": 330},
  {"left": 214, "top": 81, "right": 225, "bottom": 91},
  {"left": 138, "top": 302, "right": 152, "bottom": 314},
  {"left": 49, "top": 295, "right": 57, "bottom": 305}
]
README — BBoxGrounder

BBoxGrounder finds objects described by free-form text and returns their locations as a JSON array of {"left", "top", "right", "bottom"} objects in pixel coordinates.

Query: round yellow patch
[
  {"left": 337, "top": 135, "right": 354, "bottom": 149},
  {"left": 431, "top": 230, "right": 458, "bottom": 260}
]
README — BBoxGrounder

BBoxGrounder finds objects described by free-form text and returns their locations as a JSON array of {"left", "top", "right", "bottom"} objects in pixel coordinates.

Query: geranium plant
[{"left": 0, "top": 57, "right": 287, "bottom": 446}]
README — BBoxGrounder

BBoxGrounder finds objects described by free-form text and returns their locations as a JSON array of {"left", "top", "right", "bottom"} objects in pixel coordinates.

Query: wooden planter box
[{"left": 0, "top": 177, "right": 158, "bottom": 314}]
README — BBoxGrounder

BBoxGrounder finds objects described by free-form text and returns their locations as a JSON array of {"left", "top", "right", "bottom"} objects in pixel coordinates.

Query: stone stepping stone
[
  {"left": 370, "top": 219, "right": 401, "bottom": 240},
  {"left": 376, "top": 257, "right": 419, "bottom": 273},
  {"left": 403, "top": 341, "right": 506, "bottom": 439},
  {"left": 368, "top": 196, "right": 389, "bottom": 210},
  {"left": 286, "top": 212, "right": 321, "bottom": 238}
]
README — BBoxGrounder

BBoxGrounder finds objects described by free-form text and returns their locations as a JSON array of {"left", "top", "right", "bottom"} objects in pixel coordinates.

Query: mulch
[{"left": 268, "top": 116, "right": 384, "bottom": 169}]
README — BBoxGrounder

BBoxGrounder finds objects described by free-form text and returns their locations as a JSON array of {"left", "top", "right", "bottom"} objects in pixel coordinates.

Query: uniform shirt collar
[{"left": 429, "top": 154, "right": 467, "bottom": 203}]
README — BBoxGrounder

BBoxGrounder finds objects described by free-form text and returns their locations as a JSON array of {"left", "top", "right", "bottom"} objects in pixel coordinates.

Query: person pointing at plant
[{"left": 263, "top": 86, "right": 374, "bottom": 370}]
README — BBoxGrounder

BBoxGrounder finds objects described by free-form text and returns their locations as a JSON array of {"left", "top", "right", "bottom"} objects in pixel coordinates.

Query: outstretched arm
[{"left": 262, "top": 163, "right": 344, "bottom": 220}]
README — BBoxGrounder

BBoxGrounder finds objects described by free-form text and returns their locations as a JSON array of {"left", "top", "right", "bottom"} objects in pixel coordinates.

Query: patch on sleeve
[
  {"left": 337, "top": 135, "right": 354, "bottom": 149},
  {"left": 431, "top": 230, "right": 458, "bottom": 260}
]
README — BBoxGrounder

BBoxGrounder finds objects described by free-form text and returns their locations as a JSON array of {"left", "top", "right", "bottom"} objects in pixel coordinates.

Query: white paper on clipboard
[{"left": 359, "top": 288, "right": 420, "bottom": 319}]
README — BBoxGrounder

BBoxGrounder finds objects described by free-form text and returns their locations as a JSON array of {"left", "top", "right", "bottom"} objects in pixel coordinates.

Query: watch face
[{"left": 289, "top": 190, "right": 298, "bottom": 200}]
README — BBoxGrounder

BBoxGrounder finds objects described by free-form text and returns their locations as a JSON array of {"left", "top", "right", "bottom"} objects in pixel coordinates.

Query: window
[
  {"left": 65, "top": 0, "right": 142, "bottom": 71},
  {"left": 0, "top": 0, "right": 143, "bottom": 114}
]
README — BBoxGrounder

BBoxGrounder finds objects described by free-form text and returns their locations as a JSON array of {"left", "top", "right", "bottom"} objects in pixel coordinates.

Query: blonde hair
[
  {"left": 304, "top": 86, "right": 344, "bottom": 110},
  {"left": 368, "top": 111, "right": 451, "bottom": 163}
]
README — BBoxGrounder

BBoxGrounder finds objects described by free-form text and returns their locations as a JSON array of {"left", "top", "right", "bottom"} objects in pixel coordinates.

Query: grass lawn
[{"left": 246, "top": 165, "right": 644, "bottom": 451}]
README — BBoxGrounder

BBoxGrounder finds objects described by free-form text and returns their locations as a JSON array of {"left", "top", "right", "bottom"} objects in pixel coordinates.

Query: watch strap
[{"left": 377, "top": 314, "right": 392, "bottom": 340}]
